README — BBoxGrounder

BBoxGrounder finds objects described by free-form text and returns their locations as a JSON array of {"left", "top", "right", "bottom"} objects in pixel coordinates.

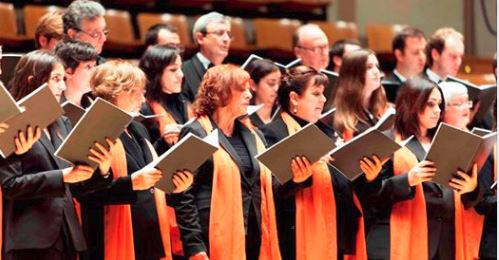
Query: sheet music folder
[
  {"left": 0, "top": 84, "right": 62, "bottom": 158},
  {"left": 425, "top": 123, "right": 496, "bottom": 186},
  {"left": 55, "top": 98, "right": 133, "bottom": 168},
  {"left": 330, "top": 128, "right": 410, "bottom": 180},
  {"left": 152, "top": 130, "right": 219, "bottom": 193},
  {"left": 256, "top": 123, "right": 336, "bottom": 184}
]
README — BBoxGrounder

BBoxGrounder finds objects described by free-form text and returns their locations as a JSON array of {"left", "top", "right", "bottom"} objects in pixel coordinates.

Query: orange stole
[
  {"left": 391, "top": 139, "right": 428, "bottom": 260},
  {"left": 391, "top": 134, "right": 482, "bottom": 260},
  {"left": 104, "top": 139, "right": 173, "bottom": 260},
  {"left": 453, "top": 144, "right": 496, "bottom": 260},
  {"left": 197, "top": 116, "right": 281, "bottom": 260},
  {"left": 148, "top": 100, "right": 193, "bottom": 137},
  {"left": 146, "top": 100, "right": 186, "bottom": 256},
  {"left": 280, "top": 112, "right": 338, "bottom": 260}
]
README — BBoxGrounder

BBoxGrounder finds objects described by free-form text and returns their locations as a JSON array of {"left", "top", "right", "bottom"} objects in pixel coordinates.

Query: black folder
[
  {"left": 0, "top": 84, "right": 63, "bottom": 157},
  {"left": 330, "top": 128, "right": 409, "bottom": 180},
  {"left": 151, "top": 130, "right": 219, "bottom": 193},
  {"left": 0, "top": 54, "right": 22, "bottom": 86},
  {"left": 444, "top": 76, "right": 497, "bottom": 123},
  {"left": 425, "top": 123, "right": 497, "bottom": 187},
  {"left": 55, "top": 98, "right": 133, "bottom": 168},
  {"left": 256, "top": 123, "right": 336, "bottom": 184},
  {"left": 0, "top": 81, "right": 23, "bottom": 122},
  {"left": 240, "top": 54, "right": 286, "bottom": 69},
  {"left": 61, "top": 101, "right": 86, "bottom": 126}
]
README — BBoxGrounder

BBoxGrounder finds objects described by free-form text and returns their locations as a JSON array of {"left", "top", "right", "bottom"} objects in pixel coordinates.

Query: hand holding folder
[
  {"left": 151, "top": 130, "right": 219, "bottom": 194},
  {"left": 256, "top": 123, "right": 336, "bottom": 184},
  {"left": 424, "top": 123, "right": 496, "bottom": 187},
  {"left": 0, "top": 84, "right": 62, "bottom": 157},
  {"left": 55, "top": 98, "right": 133, "bottom": 169}
]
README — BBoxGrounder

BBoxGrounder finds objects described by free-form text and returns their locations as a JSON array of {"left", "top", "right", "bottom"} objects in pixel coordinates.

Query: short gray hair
[
  {"left": 192, "top": 12, "right": 230, "bottom": 43},
  {"left": 63, "top": 0, "right": 105, "bottom": 34},
  {"left": 439, "top": 81, "right": 468, "bottom": 107}
]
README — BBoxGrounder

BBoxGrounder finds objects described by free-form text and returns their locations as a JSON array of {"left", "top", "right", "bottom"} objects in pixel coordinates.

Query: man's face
[
  {"left": 295, "top": 30, "right": 329, "bottom": 71},
  {"left": 197, "top": 21, "right": 231, "bottom": 61},
  {"left": 432, "top": 36, "right": 464, "bottom": 77},
  {"left": 72, "top": 16, "right": 107, "bottom": 54},
  {"left": 156, "top": 29, "right": 180, "bottom": 45},
  {"left": 397, "top": 36, "right": 427, "bottom": 77}
]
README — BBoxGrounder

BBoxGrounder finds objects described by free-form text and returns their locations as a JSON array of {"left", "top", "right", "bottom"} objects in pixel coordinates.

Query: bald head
[{"left": 293, "top": 24, "right": 330, "bottom": 70}]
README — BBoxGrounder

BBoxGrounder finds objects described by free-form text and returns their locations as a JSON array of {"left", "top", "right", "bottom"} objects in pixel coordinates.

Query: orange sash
[
  {"left": 453, "top": 145, "right": 496, "bottom": 260},
  {"left": 148, "top": 100, "right": 193, "bottom": 137},
  {"left": 281, "top": 112, "right": 367, "bottom": 260},
  {"left": 148, "top": 101, "right": 178, "bottom": 136},
  {"left": 103, "top": 139, "right": 173, "bottom": 260},
  {"left": 391, "top": 138, "right": 428, "bottom": 260},
  {"left": 197, "top": 116, "right": 281, "bottom": 260},
  {"left": 148, "top": 100, "right": 187, "bottom": 256},
  {"left": 391, "top": 134, "right": 482, "bottom": 260}
]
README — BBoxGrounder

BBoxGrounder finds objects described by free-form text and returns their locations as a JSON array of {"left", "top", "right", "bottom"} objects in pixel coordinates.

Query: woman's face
[
  {"left": 160, "top": 55, "right": 183, "bottom": 94},
  {"left": 251, "top": 69, "right": 281, "bottom": 106},
  {"left": 226, "top": 80, "right": 252, "bottom": 118},
  {"left": 418, "top": 87, "right": 442, "bottom": 132},
  {"left": 66, "top": 60, "right": 96, "bottom": 93},
  {"left": 292, "top": 81, "right": 326, "bottom": 123},
  {"left": 48, "top": 63, "right": 66, "bottom": 102},
  {"left": 443, "top": 93, "right": 471, "bottom": 129},
  {"left": 364, "top": 54, "right": 381, "bottom": 94},
  {"left": 115, "top": 86, "right": 146, "bottom": 113}
]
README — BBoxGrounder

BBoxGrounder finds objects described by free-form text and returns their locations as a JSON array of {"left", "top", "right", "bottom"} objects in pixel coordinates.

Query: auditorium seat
[
  {"left": 136, "top": 12, "right": 193, "bottom": 48},
  {"left": 0, "top": 2, "right": 33, "bottom": 51},
  {"left": 366, "top": 23, "right": 405, "bottom": 53},
  {"left": 103, "top": 9, "right": 142, "bottom": 54},
  {"left": 230, "top": 17, "right": 253, "bottom": 51},
  {"left": 253, "top": 18, "right": 301, "bottom": 61},
  {"left": 313, "top": 20, "right": 359, "bottom": 44},
  {"left": 23, "top": 4, "right": 65, "bottom": 39}
]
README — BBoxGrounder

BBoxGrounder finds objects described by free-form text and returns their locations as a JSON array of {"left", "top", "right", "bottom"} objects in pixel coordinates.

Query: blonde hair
[{"left": 90, "top": 59, "right": 146, "bottom": 102}]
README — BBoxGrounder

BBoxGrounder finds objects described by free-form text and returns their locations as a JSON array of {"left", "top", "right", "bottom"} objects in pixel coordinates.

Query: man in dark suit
[
  {"left": 62, "top": 0, "right": 107, "bottom": 65},
  {"left": 385, "top": 27, "right": 427, "bottom": 84},
  {"left": 181, "top": 12, "right": 232, "bottom": 102},
  {"left": 424, "top": 27, "right": 464, "bottom": 83}
]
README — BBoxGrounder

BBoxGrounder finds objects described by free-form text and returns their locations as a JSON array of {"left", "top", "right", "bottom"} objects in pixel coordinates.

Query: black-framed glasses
[{"left": 76, "top": 28, "right": 109, "bottom": 39}]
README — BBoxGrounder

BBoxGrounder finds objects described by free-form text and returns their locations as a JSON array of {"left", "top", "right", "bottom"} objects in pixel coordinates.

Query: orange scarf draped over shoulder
[
  {"left": 391, "top": 135, "right": 428, "bottom": 260},
  {"left": 103, "top": 139, "right": 173, "bottom": 260},
  {"left": 197, "top": 115, "right": 281, "bottom": 260},
  {"left": 281, "top": 112, "right": 366, "bottom": 260},
  {"left": 391, "top": 134, "right": 484, "bottom": 260},
  {"left": 148, "top": 100, "right": 193, "bottom": 137}
]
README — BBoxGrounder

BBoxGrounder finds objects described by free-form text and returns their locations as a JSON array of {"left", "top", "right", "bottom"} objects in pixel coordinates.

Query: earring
[{"left": 293, "top": 107, "right": 297, "bottom": 114}]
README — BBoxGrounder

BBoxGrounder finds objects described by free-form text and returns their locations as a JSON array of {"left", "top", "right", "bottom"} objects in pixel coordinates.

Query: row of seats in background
[
  {"left": 0, "top": 1, "right": 495, "bottom": 85},
  {"left": 0, "top": 0, "right": 332, "bottom": 20}
]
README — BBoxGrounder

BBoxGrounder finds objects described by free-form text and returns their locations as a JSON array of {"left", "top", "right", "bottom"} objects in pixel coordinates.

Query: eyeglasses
[
  {"left": 297, "top": 44, "right": 329, "bottom": 54},
  {"left": 204, "top": 30, "right": 233, "bottom": 40},
  {"left": 76, "top": 28, "right": 109, "bottom": 39},
  {"left": 448, "top": 100, "right": 473, "bottom": 108}
]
